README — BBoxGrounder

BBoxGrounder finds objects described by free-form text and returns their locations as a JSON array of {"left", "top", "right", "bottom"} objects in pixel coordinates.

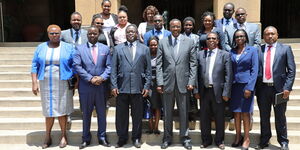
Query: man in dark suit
[
  {"left": 255, "top": 26, "right": 295, "bottom": 150},
  {"left": 61, "top": 12, "right": 88, "bottom": 46},
  {"left": 156, "top": 19, "right": 197, "bottom": 150},
  {"left": 195, "top": 32, "right": 232, "bottom": 149},
  {"left": 111, "top": 24, "right": 152, "bottom": 148},
  {"left": 224, "top": 7, "right": 261, "bottom": 51},
  {"left": 215, "top": 2, "right": 237, "bottom": 32},
  {"left": 73, "top": 26, "right": 111, "bottom": 149},
  {"left": 143, "top": 14, "right": 171, "bottom": 46}
]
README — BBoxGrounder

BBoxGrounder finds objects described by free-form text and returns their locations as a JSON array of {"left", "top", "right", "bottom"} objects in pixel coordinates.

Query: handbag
[
  {"left": 143, "top": 97, "right": 152, "bottom": 119},
  {"left": 67, "top": 76, "right": 77, "bottom": 90}
]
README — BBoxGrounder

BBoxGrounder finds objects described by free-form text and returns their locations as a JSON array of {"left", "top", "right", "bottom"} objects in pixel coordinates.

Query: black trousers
[
  {"left": 116, "top": 93, "right": 143, "bottom": 141},
  {"left": 256, "top": 85, "right": 289, "bottom": 145},
  {"left": 200, "top": 88, "right": 225, "bottom": 145}
]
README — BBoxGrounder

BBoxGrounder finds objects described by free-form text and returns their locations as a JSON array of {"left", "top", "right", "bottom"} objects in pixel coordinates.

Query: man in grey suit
[
  {"left": 110, "top": 24, "right": 151, "bottom": 148},
  {"left": 156, "top": 19, "right": 197, "bottom": 150},
  {"left": 224, "top": 7, "right": 261, "bottom": 51},
  {"left": 215, "top": 2, "right": 237, "bottom": 32},
  {"left": 255, "top": 26, "right": 295, "bottom": 150},
  {"left": 195, "top": 32, "right": 232, "bottom": 149},
  {"left": 60, "top": 12, "right": 88, "bottom": 46}
]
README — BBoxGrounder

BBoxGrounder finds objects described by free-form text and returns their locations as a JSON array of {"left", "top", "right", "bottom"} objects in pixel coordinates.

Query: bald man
[{"left": 255, "top": 26, "right": 295, "bottom": 150}]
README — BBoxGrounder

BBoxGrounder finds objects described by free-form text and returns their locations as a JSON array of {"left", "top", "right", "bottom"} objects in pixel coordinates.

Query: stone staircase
[{"left": 0, "top": 42, "right": 300, "bottom": 149}]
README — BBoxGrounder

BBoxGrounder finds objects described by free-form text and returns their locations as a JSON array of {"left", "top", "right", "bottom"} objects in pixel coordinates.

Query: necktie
[
  {"left": 173, "top": 37, "right": 177, "bottom": 47},
  {"left": 155, "top": 30, "right": 161, "bottom": 36},
  {"left": 204, "top": 50, "right": 213, "bottom": 87},
  {"left": 225, "top": 19, "right": 230, "bottom": 25},
  {"left": 239, "top": 24, "right": 245, "bottom": 30},
  {"left": 129, "top": 43, "right": 134, "bottom": 60},
  {"left": 92, "top": 45, "right": 97, "bottom": 64},
  {"left": 75, "top": 31, "right": 79, "bottom": 43},
  {"left": 265, "top": 45, "right": 272, "bottom": 80}
]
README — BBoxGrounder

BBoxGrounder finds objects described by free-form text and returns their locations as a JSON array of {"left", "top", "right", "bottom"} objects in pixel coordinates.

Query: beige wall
[
  {"left": 75, "top": 0, "right": 120, "bottom": 26},
  {"left": 213, "top": 0, "right": 261, "bottom": 23}
]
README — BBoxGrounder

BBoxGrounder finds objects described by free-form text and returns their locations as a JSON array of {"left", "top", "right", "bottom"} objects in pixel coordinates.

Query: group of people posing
[{"left": 31, "top": 1, "right": 295, "bottom": 150}]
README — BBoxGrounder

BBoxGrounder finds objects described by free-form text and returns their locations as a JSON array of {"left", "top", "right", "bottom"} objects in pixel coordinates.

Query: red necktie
[
  {"left": 265, "top": 45, "right": 272, "bottom": 80},
  {"left": 92, "top": 45, "right": 97, "bottom": 64}
]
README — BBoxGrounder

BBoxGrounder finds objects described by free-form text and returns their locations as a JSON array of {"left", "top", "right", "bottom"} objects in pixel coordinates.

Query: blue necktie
[
  {"left": 225, "top": 19, "right": 230, "bottom": 25},
  {"left": 155, "top": 30, "right": 161, "bottom": 36}
]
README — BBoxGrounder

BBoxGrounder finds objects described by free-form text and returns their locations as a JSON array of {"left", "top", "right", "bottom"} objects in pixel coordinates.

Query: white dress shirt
[
  {"left": 207, "top": 48, "right": 218, "bottom": 84},
  {"left": 263, "top": 42, "right": 277, "bottom": 83}
]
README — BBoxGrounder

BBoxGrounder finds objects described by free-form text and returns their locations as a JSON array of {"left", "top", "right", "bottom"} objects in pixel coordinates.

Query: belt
[
  {"left": 206, "top": 84, "right": 213, "bottom": 88},
  {"left": 263, "top": 83, "right": 274, "bottom": 86}
]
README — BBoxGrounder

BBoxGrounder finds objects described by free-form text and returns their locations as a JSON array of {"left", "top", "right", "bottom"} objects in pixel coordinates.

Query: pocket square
[{"left": 100, "top": 53, "right": 106, "bottom": 56}]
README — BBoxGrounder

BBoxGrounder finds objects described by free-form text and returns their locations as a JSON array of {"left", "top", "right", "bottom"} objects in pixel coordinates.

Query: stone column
[
  {"left": 75, "top": 0, "right": 121, "bottom": 26},
  {"left": 213, "top": 0, "right": 261, "bottom": 23}
]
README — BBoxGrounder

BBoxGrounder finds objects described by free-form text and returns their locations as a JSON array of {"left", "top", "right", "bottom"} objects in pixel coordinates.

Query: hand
[
  {"left": 187, "top": 85, "right": 194, "bottom": 91},
  {"left": 157, "top": 86, "right": 163, "bottom": 94},
  {"left": 244, "top": 90, "right": 252, "bottom": 99},
  {"left": 112, "top": 88, "right": 119, "bottom": 97},
  {"left": 142, "top": 89, "right": 149, "bottom": 97},
  {"left": 222, "top": 96, "right": 229, "bottom": 101},
  {"left": 194, "top": 93, "right": 200, "bottom": 100},
  {"left": 90, "top": 76, "right": 98, "bottom": 85},
  {"left": 283, "top": 90, "right": 290, "bottom": 99},
  {"left": 32, "top": 82, "right": 39, "bottom": 96},
  {"left": 95, "top": 76, "right": 104, "bottom": 85}
]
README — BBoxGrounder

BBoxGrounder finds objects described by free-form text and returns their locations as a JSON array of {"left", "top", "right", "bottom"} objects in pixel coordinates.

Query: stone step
[
  {"left": 1, "top": 129, "right": 300, "bottom": 145},
  {"left": 0, "top": 59, "right": 31, "bottom": 65},
  {"left": 0, "top": 80, "right": 32, "bottom": 88},
  {"left": 0, "top": 47, "right": 35, "bottom": 53},
  {"left": 0, "top": 97, "right": 80, "bottom": 107},
  {"left": 0, "top": 88, "right": 79, "bottom": 97},
  {"left": 0, "top": 54, "right": 33, "bottom": 59},
  {"left": 0, "top": 65, "right": 31, "bottom": 72}
]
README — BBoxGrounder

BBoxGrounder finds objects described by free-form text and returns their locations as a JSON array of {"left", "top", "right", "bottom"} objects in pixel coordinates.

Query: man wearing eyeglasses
[
  {"left": 215, "top": 3, "right": 237, "bottom": 32},
  {"left": 224, "top": 7, "right": 261, "bottom": 51},
  {"left": 61, "top": 12, "right": 88, "bottom": 46},
  {"left": 143, "top": 15, "right": 171, "bottom": 46},
  {"left": 195, "top": 32, "right": 232, "bottom": 149}
]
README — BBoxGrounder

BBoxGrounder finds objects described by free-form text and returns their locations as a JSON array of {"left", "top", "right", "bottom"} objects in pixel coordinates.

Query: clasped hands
[{"left": 90, "top": 76, "right": 104, "bottom": 86}]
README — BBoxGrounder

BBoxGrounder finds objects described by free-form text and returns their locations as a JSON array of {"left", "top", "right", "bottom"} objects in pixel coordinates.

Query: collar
[
  {"left": 266, "top": 42, "right": 277, "bottom": 48},
  {"left": 154, "top": 28, "right": 164, "bottom": 33},
  {"left": 237, "top": 22, "right": 247, "bottom": 27},
  {"left": 223, "top": 18, "right": 233, "bottom": 22},
  {"left": 88, "top": 42, "right": 97, "bottom": 48},
  {"left": 72, "top": 28, "right": 81, "bottom": 34},
  {"left": 127, "top": 40, "right": 137, "bottom": 46},
  {"left": 208, "top": 48, "right": 218, "bottom": 53},
  {"left": 171, "top": 34, "right": 181, "bottom": 41}
]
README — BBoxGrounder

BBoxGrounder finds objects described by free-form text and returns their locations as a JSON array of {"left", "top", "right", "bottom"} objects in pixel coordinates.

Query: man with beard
[
  {"left": 73, "top": 26, "right": 111, "bottom": 149},
  {"left": 143, "top": 14, "right": 171, "bottom": 46},
  {"left": 215, "top": 3, "right": 237, "bottom": 32},
  {"left": 111, "top": 24, "right": 151, "bottom": 148},
  {"left": 61, "top": 12, "right": 88, "bottom": 46}
]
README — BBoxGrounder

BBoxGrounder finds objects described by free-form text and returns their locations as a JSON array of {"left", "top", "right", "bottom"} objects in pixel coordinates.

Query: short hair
[
  {"left": 101, "top": 0, "right": 111, "bottom": 6},
  {"left": 169, "top": 18, "right": 181, "bottom": 25},
  {"left": 231, "top": 29, "right": 249, "bottom": 48},
  {"left": 126, "top": 24, "right": 138, "bottom": 31},
  {"left": 263, "top": 26, "right": 278, "bottom": 34},
  {"left": 183, "top": 17, "right": 195, "bottom": 26},
  {"left": 118, "top": 5, "right": 128, "bottom": 13},
  {"left": 199, "top": 11, "right": 216, "bottom": 33},
  {"left": 206, "top": 32, "right": 223, "bottom": 49},
  {"left": 142, "top": 5, "right": 159, "bottom": 22},
  {"left": 224, "top": 2, "right": 235, "bottom": 10},
  {"left": 70, "top": 12, "right": 82, "bottom": 19},
  {"left": 148, "top": 36, "right": 159, "bottom": 46},
  {"left": 91, "top": 14, "right": 102, "bottom": 25},
  {"left": 47, "top": 24, "right": 61, "bottom": 32},
  {"left": 236, "top": 7, "right": 247, "bottom": 14}
]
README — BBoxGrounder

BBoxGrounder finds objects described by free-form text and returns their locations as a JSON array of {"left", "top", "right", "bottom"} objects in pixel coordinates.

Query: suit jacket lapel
[
  {"left": 132, "top": 42, "right": 142, "bottom": 66},
  {"left": 237, "top": 46, "right": 250, "bottom": 64},
  {"left": 212, "top": 49, "right": 221, "bottom": 75},
  {"left": 86, "top": 43, "right": 95, "bottom": 65},
  {"left": 168, "top": 36, "right": 176, "bottom": 61},
  {"left": 122, "top": 42, "right": 133, "bottom": 66},
  {"left": 175, "top": 37, "right": 185, "bottom": 63},
  {"left": 273, "top": 43, "right": 281, "bottom": 68}
]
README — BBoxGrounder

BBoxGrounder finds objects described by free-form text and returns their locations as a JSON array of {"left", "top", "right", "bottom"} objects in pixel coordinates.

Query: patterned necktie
[
  {"left": 92, "top": 44, "right": 97, "bottom": 64},
  {"left": 265, "top": 45, "right": 272, "bottom": 80},
  {"left": 204, "top": 50, "right": 213, "bottom": 87},
  {"left": 75, "top": 31, "right": 79, "bottom": 43}
]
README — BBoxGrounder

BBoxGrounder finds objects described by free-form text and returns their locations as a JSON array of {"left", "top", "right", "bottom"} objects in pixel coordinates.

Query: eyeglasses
[
  {"left": 96, "top": 22, "right": 104, "bottom": 25},
  {"left": 154, "top": 20, "right": 162, "bottom": 23},
  {"left": 207, "top": 37, "right": 217, "bottom": 40},
  {"left": 235, "top": 35, "right": 245, "bottom": 39},
  {"left": 236, "top": 13, "right": 246, "bottom": 17},
  {"left": 49, "top": 32, "right": 60, "bottom": 35}
]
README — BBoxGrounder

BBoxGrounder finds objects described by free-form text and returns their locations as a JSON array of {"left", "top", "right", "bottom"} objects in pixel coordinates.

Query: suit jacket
[
  {"left": 256, "top": 42, "right": 296, "bottom": 93},
  {"left": 196, "top": 49, "right": 233, "bottom": 103},
  {"left": 60, "top": 28, "right": 88, "bottom": 46},
  {"left": 198, "top": 27, "right": 226, "bottom": 51},
  {"left": 156, "top": 35, "right": 197, "bottom": 93},
  {"left": 231, "top": 46, "right": 259, "bottom": 91},
  {"left": 224, "top": 23, "right": 261, "bottom": 51},
  {"left": 215, "top": 18, "right": 237, "bottom": 32},
  {"left": 73, "top": 42, "right": 111, "bottom": 92},
  {"left": 143, "top": 29, "right": 171, "bottom": 46},
  {"left": 110, "top": 41, "right": 152, "bottom": 94}
]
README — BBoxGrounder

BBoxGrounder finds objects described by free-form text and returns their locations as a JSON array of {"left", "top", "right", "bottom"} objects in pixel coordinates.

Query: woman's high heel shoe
[
  {"left": 231, "top": 136, "right": 243, "bottom": 147},
  {"left": 42, "top": 138, "right": 52, "bottom": 149},
  {"left": 241, "top": 146, "right": 248, "bottom": 150},
  {"left": 59, "top": 136, "right": 68, "bottom": 148}
]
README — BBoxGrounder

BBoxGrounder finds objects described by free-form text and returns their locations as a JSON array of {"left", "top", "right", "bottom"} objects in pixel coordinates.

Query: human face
[
  {"left": 206, "top": 33, "right": 219, "bottom": 50},
  {"left": 93, "top": 18, "right": 104, "bottom": 30},
  {"left": 234, "top": 31, "right": 247, "bottom": 46},
  {"left": 235, "top": 9, "right": 247, "bottom": 24},
  {"left": 203, "top": 15, "right": 213, "bottom": 29},
  {"left": 170, "top": 20, "right": 181, "bottom": 37},
  {"left": 146, "top": 9, "right": 155, "bottom": 22},
  {"left": 48, "top": 27, "right": 61, "bottom": 43},
  {"left": 70, "top": 14, "right": 82, "bottom": 30},
  {"left": 184, "top": 20, "right": 194, "bottom": 34},
  {"left": 126, "top": 26, "right": 138, "bottom": 43},
  {"left": 149, "top": 39, "right": 158, "bottom": 54},
  {"left": 102, "top": 1, "right": 111, "bottom": 15},
  {"left": 153, "top": 15, "right": 164, "bottom": 30},
  {"left": 263, "top": 27, "right": 278, "bottom": 45},
  {"left": 223, "top": 4, "right": 234, "bottom": 19},
  {"left": 118, "top": 11, "right": 128, "bottom": 25},
  {"left": 87, "top": 27, "right": 99, "bottom": 44}
]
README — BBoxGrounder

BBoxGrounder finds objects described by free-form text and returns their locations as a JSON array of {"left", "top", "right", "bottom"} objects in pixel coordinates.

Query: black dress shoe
[
  {"left": 182, "top": 141, "right": 192, "bottom": 150},
  {"left": 98, "top": 138, "right": 111, "bottom": 147},
  {"left": 231, "top": 136, "right": 243, "bottom": 147},
  {"left": 161, "top": 141, "right": 171, "bottom": 149},
  {"left": 254, "top": 143, "right": 269, "bottom": 149},
  {"left": 79, "top": 141, "right": 90, "bottom": 149},
  {"left": 133, "top": 139, "right": 142, "bottom": 148},
  {"left": 200, "top": 143, "right": 211, "bottom": 148},
  {"left": 115, "top": 140, "right": 127, "bottom": 148},
  {"left": 280, "top": 144, "right": 289, "bottom": 150}
]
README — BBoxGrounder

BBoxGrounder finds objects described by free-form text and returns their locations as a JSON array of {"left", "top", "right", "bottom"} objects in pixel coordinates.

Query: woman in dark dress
[
  {"left": 91, "top": 14, "right": 113, "bottom": 48},
  {"left": 146, "top": 36, "right": 162, "bottom": 134},
  {"left": 230, "top": 29, "right": 258, "bottom": 150}
]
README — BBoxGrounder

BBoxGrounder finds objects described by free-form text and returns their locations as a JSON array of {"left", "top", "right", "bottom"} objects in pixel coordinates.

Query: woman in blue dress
[{"left": 230, "top": 29, "right": 258, "bottom": 150}]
